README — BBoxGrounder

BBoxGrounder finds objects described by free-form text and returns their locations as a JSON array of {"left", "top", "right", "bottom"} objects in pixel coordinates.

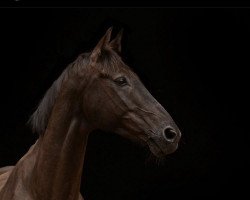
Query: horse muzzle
[{"left": 146, "top": 126, "right": 181, "bottom": 157}]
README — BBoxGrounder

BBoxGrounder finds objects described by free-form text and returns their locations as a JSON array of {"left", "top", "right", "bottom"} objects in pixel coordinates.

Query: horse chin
[
  {"left": 115, "top": 128, "right": 179, "bottom": 158},
  {"left": 147, "top": 140, "right": 178, "bottom": 158}
]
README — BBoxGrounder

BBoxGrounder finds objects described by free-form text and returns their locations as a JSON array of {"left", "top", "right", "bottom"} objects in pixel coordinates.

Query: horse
[{"left": 0, "top": 27, "right": 181, "bottom": 200}]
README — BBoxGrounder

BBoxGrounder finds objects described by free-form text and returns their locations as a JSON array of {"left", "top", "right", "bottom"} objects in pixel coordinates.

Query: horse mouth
[{"left": 146, "top": 138, "right": 178, "bottom": 158}]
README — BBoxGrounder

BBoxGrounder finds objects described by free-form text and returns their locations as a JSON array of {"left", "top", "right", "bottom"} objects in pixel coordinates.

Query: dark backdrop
[{"left": 0, "top": 8, "right": 249, "bottom": 199}]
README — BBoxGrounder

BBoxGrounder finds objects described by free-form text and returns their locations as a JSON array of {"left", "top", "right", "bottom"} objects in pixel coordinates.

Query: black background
[{"left": 0, "top": 8, "right": 249, "bottom": 199}]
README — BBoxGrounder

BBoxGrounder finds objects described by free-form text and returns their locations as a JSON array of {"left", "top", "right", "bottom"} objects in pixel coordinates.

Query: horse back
[
  {"left": 0, "top": 166, "right": 14, "bottom": 175},
  {"left": 0, "top": 166, "right": 14, "bottom": 193}
]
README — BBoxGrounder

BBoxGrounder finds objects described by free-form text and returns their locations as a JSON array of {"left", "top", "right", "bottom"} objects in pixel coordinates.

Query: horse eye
[{"left": 114, "top": 77, "right": 128, "bottom": 86}]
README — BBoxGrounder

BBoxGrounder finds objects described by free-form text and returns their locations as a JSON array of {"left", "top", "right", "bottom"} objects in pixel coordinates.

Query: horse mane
[
  {"left": 28, "top": 55, "right": 87, "bottom": 135},
  {"left": 28, "top": 49, "right": 127, "bottom": 135}
]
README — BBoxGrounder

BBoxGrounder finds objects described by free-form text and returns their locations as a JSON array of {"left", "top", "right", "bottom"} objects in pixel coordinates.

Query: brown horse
[{"left": 0, "top": 28, "right": 181, "bottom": 200}]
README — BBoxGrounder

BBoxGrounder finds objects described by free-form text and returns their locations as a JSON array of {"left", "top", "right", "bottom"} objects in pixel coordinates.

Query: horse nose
[{"left": 163, "top": 127, "right": 178, "bottom": 142}]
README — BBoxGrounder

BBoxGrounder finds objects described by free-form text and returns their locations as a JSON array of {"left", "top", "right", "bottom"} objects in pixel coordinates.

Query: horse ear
[
  {"left": 109, "top": 28, "right": 123, "bottom": 53},
  {"left": 90, "top": 27, "right": 113, "bottom": 62}
]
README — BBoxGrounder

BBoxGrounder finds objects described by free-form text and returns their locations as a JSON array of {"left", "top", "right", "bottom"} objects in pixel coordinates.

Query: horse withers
[{"left": 0, "top": 27, "right": 181, "bottom": 200}]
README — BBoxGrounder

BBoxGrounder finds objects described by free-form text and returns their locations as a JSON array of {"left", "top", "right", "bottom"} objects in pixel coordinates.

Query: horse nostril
[{"left": 163, "top": 127, "right": 177, "bottom": 142}]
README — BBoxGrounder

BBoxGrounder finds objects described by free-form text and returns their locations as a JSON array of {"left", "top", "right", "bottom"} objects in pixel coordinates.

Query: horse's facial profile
[{"left": 81, "top": 28, "right": 181, "bottom": 158}]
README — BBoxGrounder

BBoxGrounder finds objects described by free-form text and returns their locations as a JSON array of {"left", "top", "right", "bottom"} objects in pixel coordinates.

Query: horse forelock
[{"left": 95, "top": 48, "right": 133, "bottom": 76}]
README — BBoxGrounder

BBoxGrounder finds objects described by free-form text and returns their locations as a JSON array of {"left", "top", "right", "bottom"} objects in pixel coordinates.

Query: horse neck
[{"left": 31, "top": 84, "right": 90, "bottom": 200}]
